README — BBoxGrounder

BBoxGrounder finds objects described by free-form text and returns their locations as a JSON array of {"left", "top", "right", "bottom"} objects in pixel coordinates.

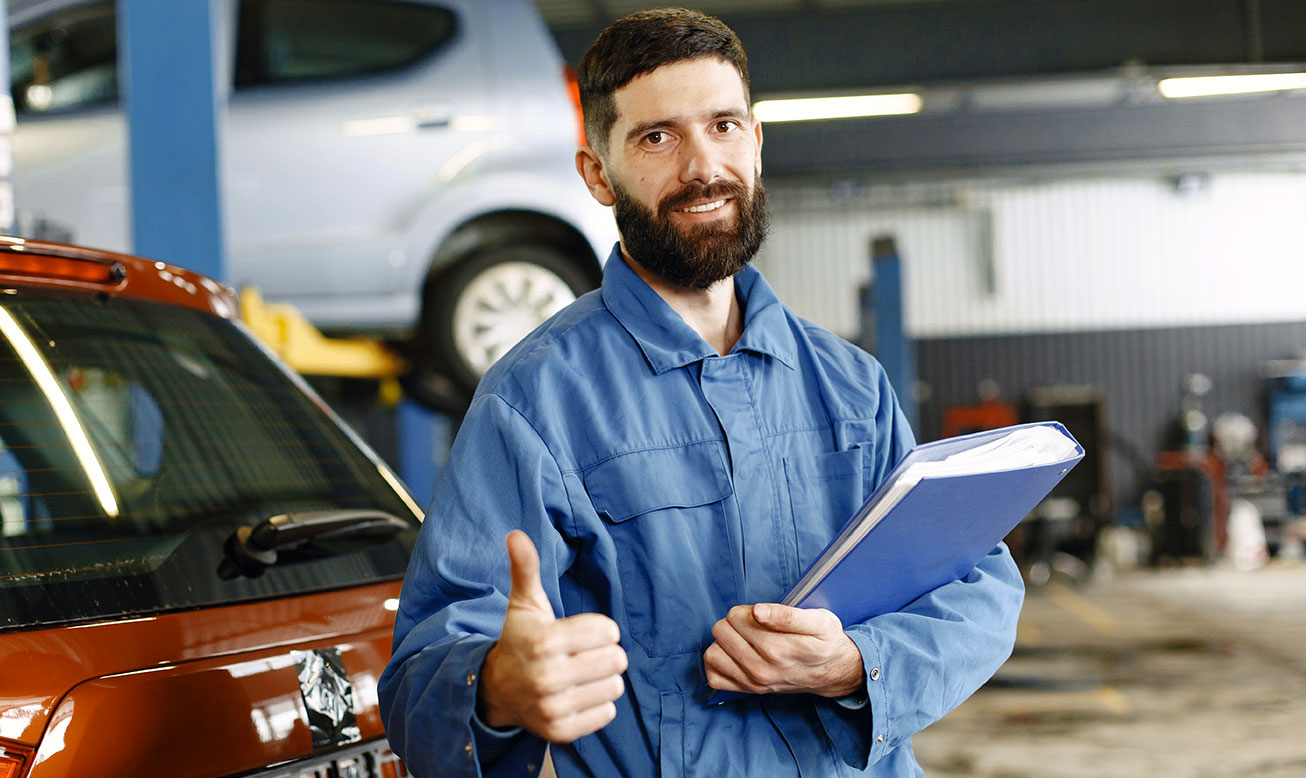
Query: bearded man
[{"left": 379, "top": 9, "right": 1023, "bottom": 778}]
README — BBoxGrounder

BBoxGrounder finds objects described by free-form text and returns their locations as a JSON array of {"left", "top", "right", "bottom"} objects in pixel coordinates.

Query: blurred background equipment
[{"left": 1020, "top": 385, "right": 1113, "bottom": 583}]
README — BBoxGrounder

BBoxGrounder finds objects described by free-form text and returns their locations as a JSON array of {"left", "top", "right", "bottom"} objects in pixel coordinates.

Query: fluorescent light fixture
[
  {"left": 970, "top": 79, "right": 1122, "bottom": 111},
  {"left": 753, "top": 93, "right": 922, "bottom": 122},
  {"left": 1159, "top": 72, "right": 1306, "bottom": 98},
  {"left": 0, "top": 305, "right": 119, "bottom": 517}
]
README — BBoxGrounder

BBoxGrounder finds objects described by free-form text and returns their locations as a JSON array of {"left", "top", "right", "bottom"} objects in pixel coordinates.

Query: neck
[{"left": 622, "top": 249, "right": 743, "bottom": 357}]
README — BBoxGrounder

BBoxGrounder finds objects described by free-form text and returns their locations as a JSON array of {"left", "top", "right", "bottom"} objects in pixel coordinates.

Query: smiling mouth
[{"left": 677, "top": 199, "right": 729, "bottom": 214}]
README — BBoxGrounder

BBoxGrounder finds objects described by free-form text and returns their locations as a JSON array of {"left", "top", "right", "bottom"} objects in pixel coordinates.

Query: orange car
[{"left": 0, "top": 238, "right": 423, "bottom": 778}]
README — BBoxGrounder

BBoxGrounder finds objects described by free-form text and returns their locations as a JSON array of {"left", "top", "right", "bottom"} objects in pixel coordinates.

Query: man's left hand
[{"left": 703, "top": 603, "right": 865, "bottom": 698}]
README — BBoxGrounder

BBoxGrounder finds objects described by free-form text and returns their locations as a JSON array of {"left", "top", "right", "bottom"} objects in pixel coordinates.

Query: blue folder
[{"left": 707, "top": 421, "right": 1083, "bottom": 704}]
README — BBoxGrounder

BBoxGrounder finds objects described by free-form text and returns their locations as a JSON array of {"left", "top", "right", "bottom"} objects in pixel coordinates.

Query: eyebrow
[{"left": 623, "top": 107, "right": 751, "bottom": 145}]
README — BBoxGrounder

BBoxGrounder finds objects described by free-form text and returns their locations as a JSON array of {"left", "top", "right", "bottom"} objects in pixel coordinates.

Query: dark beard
[{"left": 612, "top": 176, "right": 769, "bottom": 290}]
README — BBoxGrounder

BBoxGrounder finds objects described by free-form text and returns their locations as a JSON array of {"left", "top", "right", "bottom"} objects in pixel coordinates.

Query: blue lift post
[
  {"left": 866, "top": 236, "right": 919, "bottom": 434},
  {"left": 396, "top": 400, "right": 454, "bottom": 510},
  {"left": 118, "top": 0, "right": 227, "bottom": 279}
]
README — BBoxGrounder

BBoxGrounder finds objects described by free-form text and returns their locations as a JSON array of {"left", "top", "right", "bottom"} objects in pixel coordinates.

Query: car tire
[{"left": 422, "top": 243, "right": 595, "bottom": 396}]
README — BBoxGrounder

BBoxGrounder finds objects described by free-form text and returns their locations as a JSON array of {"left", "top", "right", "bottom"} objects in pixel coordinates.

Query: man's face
[{"left": 584, "top": 57, "right": 768, "bottom": 289}]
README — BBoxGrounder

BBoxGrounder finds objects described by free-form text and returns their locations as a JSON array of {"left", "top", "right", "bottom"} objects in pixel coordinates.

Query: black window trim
[
  {"left": 9, "top": 0, "right": 463, "bottom": 116},
  {"left": 232, "top": 0, "right": 461, "bottom": 91}
]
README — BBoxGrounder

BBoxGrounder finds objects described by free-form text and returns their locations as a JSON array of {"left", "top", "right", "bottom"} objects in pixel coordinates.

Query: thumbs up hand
[{"left": 477, "top": 531, "right": 628, "bottom": 742}]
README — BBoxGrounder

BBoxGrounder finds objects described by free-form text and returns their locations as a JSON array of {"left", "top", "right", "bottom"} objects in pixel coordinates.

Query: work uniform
[{"left": 379, "top": 247, "right": 1024, "bottom": 777}]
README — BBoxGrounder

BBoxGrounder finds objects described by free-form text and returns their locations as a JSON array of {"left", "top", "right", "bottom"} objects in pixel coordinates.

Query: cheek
[{"left": 728, "top": 151, "right": 758, "bottom": 183}]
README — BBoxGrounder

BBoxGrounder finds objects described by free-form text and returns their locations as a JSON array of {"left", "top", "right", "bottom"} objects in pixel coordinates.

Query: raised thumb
[{"left": 505, "top": 530, "right": 554, "bottom": 617}]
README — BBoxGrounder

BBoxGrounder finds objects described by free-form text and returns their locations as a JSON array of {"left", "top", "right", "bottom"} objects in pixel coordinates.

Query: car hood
[{"left": 0, "top": 580, "right": 400, "bottom": 776}]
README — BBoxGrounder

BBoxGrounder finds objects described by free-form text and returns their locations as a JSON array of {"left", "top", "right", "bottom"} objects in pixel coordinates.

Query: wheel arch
[{"left": 420, "top": 209, "right": 603, "bottom": 304}]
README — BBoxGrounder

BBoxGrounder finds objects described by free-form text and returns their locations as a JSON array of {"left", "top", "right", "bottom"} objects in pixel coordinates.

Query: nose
[{"left": 679, "top": 133, "right": 724, "bottom": 185}]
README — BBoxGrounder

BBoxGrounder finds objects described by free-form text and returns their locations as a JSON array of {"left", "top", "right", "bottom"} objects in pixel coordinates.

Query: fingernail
[{"left": 754, "top": 604, "right": 770, "bottom": 621}]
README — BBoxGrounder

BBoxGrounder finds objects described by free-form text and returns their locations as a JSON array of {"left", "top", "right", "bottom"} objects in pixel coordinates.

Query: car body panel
[
  {"left": 222, "top": 1, "right": 495, "bottom": 300},
  {"left": 0, "top": 235, "right": 238, "bottom": 315},
  {"left": 3, "top": 580, "right": 398, "bottom": 752},
  {"left": 16, "top": 583, "right": 398, "bottom": 776}
]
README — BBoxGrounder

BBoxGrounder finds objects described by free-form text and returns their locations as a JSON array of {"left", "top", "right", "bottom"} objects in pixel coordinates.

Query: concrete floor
[{"left": 913, "top": 561, "right": 1306, "bottom": 778}]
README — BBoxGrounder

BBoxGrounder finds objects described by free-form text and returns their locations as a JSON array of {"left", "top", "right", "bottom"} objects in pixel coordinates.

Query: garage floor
[{"left": 912, "top": 561, "right": 1306, "bottom": 778}]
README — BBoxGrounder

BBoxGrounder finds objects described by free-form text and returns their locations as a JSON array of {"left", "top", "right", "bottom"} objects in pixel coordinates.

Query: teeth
[{"left": 680, "top": 199, "right": 726, "bottom": 213}]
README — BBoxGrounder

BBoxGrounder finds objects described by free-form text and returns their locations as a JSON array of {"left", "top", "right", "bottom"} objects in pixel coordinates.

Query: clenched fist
[{"left": 477, "top": 531, "right": 628, "bottom": 742}]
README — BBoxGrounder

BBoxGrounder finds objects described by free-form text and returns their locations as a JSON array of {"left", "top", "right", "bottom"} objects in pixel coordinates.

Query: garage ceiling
[
  {"left": 536, "top": 0, "right": 961, "bottom": 29},
  {"left": 540, "top": 0, "right": 1306, "bottom": 90},
  {"left": 538, "top": 0, "right": 1306, "bottom": 176}
]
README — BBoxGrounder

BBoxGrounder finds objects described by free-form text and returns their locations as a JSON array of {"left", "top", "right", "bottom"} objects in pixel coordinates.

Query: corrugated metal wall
[{"left": 757, "top": 171, "right": 1306, "bottom": 338}]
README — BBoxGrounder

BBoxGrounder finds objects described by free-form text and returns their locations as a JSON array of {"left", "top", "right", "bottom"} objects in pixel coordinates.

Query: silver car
[{"left": 9, "top": 0, "right": 616, "bottom": 396}]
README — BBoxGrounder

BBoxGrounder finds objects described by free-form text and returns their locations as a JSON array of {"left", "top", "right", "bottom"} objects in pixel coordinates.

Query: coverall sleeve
[
  {"left": 378, "top": 393, "right": 570, "bottom": 778},
  {"left": 814, "top": 363, "right": 1026, "bottom": 770}
]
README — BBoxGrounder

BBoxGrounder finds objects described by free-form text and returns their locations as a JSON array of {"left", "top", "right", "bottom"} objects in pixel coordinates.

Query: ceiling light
[
  {"left": 753, "top": 93, "right": 923, "bottom": 122},
  {"left": 1158, "top": 72, "right": 1306, "bottom": 98}
]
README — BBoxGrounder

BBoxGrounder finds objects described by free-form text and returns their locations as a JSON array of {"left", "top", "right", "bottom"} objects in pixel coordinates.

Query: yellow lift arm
[{"left": 239, "top": 287, "right": 407, "bottom": 379}]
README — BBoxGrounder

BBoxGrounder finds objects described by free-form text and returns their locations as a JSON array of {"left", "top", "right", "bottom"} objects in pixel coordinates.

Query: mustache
[{"left": 657, "top": 180, "right": 749, "bottom": 218}]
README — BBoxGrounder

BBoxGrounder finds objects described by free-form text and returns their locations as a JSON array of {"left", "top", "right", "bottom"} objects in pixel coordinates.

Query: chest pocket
[
  {"left": 584, "top": 441, "right": 738, "bottom": 657},
  {"left": 784, "top": 447, "right": 867, "bottom": 576}
]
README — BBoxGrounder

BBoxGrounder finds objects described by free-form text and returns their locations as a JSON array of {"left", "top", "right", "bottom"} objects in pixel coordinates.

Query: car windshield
[{"left": 0, "top": 292, "right": 421, "bottom": 630}]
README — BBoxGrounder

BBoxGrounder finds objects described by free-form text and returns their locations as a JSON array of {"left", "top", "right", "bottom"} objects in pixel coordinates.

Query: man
[{"left": 379, "top": 9, "right": 1023, "bottom": 777}]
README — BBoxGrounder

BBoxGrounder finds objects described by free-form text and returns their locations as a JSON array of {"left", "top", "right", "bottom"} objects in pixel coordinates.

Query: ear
[
  {"left": 575, "top": 145, "right": 616, "bottom": 207},
  {"left": 752, "top": 118, "right": 764, "bottom": 174}
]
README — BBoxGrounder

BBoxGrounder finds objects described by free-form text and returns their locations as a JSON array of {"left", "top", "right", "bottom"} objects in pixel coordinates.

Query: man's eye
[
  {"left": 645, "top": 131, "right": 665, "bottom": 145},
  {"left": 716, "top": 120, "right": 738, "bottom": 133}
]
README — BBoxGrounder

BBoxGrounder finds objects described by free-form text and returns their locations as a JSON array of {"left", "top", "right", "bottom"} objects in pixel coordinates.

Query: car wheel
[{"left": 424, "top": 244, "right": 595, "bottom": 395}]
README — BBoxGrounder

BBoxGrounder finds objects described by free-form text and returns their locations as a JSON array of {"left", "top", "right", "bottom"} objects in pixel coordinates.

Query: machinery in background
[
  {"left": 1147, "top": 370, "right": 1304, "bottom": 567},
  {"left": 1260, "top": 363, "right": 1306, "bottom": 556},
  {"left": 939, "top": 383, "right": 1113, "bottom": 584},
  {"left": 1265, "top": 362, "right": 1306, "bottom": 477},
  {"left": 1020, "top": 386, "right": 1113, "bottom": 583}
]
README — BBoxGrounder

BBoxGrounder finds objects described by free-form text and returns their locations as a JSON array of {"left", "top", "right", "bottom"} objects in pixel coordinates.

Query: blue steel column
[
  {"left": 117, "top": 0, "right": 227, "bottom": 279},
  {"left": 868, "top": 236, "right": 918, "bottom": 434},
  {"left": 396, "top": 400, "right": 453, "bottom": 509}
]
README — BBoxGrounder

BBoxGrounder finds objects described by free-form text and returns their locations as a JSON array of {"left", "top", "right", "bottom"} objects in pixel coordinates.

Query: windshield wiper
[{"left": 218, "top": 509, "right": 410, "bottom": 579}]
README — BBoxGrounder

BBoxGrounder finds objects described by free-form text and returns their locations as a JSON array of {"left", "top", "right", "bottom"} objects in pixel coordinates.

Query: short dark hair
[{"left": 578, "top": 8, "right": 750, "bottom": 154}]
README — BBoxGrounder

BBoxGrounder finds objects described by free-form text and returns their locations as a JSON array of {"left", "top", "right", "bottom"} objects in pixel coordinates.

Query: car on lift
[
  {"left": 0, "top": 237, "right": 424, "bottom": 777},
  {"left": 7, "top": 0, "right": 616, "bottom": 404}
]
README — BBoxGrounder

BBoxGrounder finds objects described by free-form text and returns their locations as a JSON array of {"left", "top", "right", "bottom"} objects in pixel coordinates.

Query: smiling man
[{"left": 379, "top": 9, "right": 1024, "bottom": 778}]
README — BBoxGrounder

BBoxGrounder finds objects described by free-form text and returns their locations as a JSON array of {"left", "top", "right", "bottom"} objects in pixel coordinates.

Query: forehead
[{"left": 611, "top": 57, "right": 749, "bottom": 130}]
